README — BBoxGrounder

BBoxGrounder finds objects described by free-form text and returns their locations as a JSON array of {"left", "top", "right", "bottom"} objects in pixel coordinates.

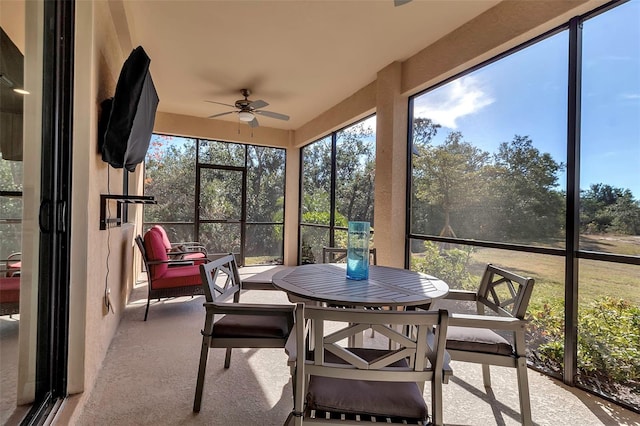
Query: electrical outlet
[{"left": 104, "top": 287, "right": 114, "bottom": 315}]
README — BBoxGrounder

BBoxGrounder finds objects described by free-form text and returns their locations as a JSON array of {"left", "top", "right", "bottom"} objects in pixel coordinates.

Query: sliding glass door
[{"left": 0, "top": 1, "right": 73, "bottom": 423}]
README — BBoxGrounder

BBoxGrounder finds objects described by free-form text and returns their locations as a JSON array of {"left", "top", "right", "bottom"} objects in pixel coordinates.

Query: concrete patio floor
[{"left": 61, "top": 267, "right": 640, "bottom": 425}]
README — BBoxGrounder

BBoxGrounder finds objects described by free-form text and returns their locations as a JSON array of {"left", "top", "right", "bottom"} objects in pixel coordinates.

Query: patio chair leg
[
  {"left": 431, "top": 378, "right": 443, "bottom": 426},
  {"left": 284, "top": 411, "right": 294, "bottom": 426},
  {"left": 224, "top": 347, "right": 232, "bottom": 368},
  {"left": 516, "top": 358, "right": 532, "bottom": 426},
  {"left": 144, "top": 298, "right": 151, "bottom": 321},
  {"left": 482, "top": 364, "right": 491, "bottom": 388},
  {"left": 193, "top": 334, "right": 212, "bottom": 412}
]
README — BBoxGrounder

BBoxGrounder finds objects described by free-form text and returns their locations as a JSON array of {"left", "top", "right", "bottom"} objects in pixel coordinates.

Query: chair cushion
[
  {"left": 183, "top": 252, "right": 206, "bottom": 261},
  {"left": 306, "top": 347, "right": 428, "bottom": 420},
  {"left": 144, "top": 227, "right": 169, "bottom": 278},
  {"left": 0, "top": 277, "right": 20, "bottom": 303},
  {"left": 307, "top": 377, "right": 427, "bottom": 420},
  {"left": 446, "top": 325, "right": 513, "bottom": 356},
  {"left": 213, "top": 313, "right": 291, "bottom": 338},
  {"left": 152, "top": 225, "right": 173, "bottom": 250},
  {"left": 152, "top": 264, "right": 202, "bottom": 289}
]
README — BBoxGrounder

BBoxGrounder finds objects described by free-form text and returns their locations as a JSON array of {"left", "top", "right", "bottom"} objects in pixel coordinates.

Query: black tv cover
[{"left": 101, "top": 46, "right": 159, "bottom": 172}]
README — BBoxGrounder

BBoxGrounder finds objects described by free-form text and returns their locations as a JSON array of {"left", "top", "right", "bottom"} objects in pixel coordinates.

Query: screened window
[
  {"left": 577, "top": 0, "right": 640, "bottom": 408},
  {"left": 0, "top": 156, "right": 22, "bottom": 260},
  {"left": 144, "top": 134, "right": 285, "bottom": 265},
  {"left": 300, "top": 116, "right": 376, "bottom": 263},
  {"left": 410, "top": 33, "right": 568, "bottom": 247},
  {"left": 408, "top": 0, "right": 639, "bottom": 411}
]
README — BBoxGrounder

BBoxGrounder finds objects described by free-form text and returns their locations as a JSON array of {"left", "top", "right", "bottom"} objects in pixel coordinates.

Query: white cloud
[
  {"left": 620, "top": 93, "right": 640, "bottom": 100},
  {"left": 413, "top": 76, "right": 494, "bottom": 129}
]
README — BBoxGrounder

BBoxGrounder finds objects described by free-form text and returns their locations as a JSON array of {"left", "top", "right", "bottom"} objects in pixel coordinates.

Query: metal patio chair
[
  {"left": 193, "top": 253, "right": 295, "bottom": 413},
  {"left": 287, "top": 303, "right": 450, "bottom": 425},
  {"left": 443, "top": 264, "right": 535, "bottom": 426}
]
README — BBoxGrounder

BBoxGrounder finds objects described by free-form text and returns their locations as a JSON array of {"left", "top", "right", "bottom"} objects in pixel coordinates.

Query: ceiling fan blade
[
  {"left": 207, "top": 111, "right": 234, "bottom": 119},
  {"left": 248, "top": 117, "right": 260, "bottom": 128},
  {"left": 249, "top": 99, "right": 269, "bottom": 109},
  {"left": 254, "top": 110, "right": 290, "bottom": 121},
  {"left": 394, "top": 0, "right": 411, "bottom": 6},
  {"left": 205, "top": 100, "right": 236, "bottom": 108}
]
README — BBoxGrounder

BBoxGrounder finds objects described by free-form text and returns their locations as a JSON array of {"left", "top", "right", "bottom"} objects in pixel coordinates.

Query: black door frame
[
  {"left": 195, "top": 164, "right": 247, "bottom": 264},
  {"left": 22, "top": 0, "right": 74, "bottom": 423}
]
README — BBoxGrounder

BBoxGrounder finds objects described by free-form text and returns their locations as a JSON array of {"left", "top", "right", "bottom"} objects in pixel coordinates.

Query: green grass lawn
[
  {"left": 462, "top": 234, "right": 640, "bottom": 307},
  {"left": 412, "top": 234, "right": 640, "bottom": 410}
]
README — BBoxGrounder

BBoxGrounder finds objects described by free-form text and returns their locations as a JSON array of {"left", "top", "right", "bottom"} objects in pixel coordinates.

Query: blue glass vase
[{"left": 346, "top": 221, "right": 370, "bottom": 280}]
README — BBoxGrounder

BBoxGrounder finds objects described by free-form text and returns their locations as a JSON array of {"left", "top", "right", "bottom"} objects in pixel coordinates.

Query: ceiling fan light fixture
[
  {"left": 206, "top": 90, "right": 288, "bottom": 127},
  {"left": 238, "top": 111, "right": 254, "bottom": 122}
]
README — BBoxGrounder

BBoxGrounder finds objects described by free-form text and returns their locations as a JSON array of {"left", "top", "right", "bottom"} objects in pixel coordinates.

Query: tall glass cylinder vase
[{"left": 346, "top": 221, "right": 370, "bottom": 280}]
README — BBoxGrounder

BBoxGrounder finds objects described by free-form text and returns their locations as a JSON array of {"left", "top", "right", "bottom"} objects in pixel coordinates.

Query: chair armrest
[
  {"left": 285, "top": 332, "right": 297, "bottom": 366},
  {"left": 147, "top": 259, "right": 195, "bottom": 266},
  {"left": 241, "top": 281, "right": 278, "bottom": 291},
  {"left": 449, "top": 313, "right": 526, "bottom": 331},
  {"left": 185, "top": 246, "right": 208, "bottom": 253},
  {"left": 170, "top": 241, "right": 203, "bottom": 247},
  {"left": 443, "top": 290, "right": 478, "bottom": 302},
  {"left": 167, "top": 249, "right": 206, "bottom": 255},
  {"left": 203, "top": 302, "right": 295, "bottom": 317},
  {"left": 169, "top": 242, "right": 208, "bottom": 254}
]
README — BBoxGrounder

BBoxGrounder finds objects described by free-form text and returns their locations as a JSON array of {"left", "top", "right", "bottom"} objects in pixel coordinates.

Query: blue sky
[{"left": 413, "top": 0, "right": 639, "bottom": 198}]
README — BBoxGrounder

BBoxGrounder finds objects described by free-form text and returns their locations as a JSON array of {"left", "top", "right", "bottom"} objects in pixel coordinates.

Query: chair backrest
[
  {"left": 152, "top": 224, "right": 173, "bottom": 251},
  {"left": 476, "top": 264, "right": 535, "bottom": 319},
  {"left": 295, "top": 303, "right": 448, "bottom": 387},
  {"left": 135, "top": 234, "right": 149, "bottom": 271},
  {"left": 199, "top": 253, "right": 242, "bottom": 303},
  {"left": 142, "top": 227, "right": 170, "bottom": 279},
  {"left": 322, "top": 246, "right": 377, "bottom": 265},
  {"left": 288, "top": 303, "right": 449, "bottom": 424}
]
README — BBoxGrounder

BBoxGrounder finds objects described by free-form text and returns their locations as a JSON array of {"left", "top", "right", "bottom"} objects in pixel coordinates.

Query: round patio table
[{"left": 272, "top": 263, "right": 449, "bottom": 308}]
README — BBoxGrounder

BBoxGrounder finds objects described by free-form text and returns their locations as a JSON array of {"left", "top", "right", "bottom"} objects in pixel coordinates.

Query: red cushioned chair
[
  {"left": 0, "top": 276, "right": 20, "bottom": 317},
  {"left": 0, "top": 254, "right": 21, "bottom": 317},
  {"left": 152, "top": 225, "right": 208, "bottom": 264},
  {"left": 135, "top": 227, "right": 206, "bottom": 321}
]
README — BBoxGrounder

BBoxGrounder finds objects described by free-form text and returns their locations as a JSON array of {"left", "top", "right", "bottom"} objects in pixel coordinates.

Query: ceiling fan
[{"left": 205, "top": 89, "right": 290, "bottom": 128}]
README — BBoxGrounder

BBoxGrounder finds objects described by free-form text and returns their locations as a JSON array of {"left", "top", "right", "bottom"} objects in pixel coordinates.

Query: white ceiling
[{"left": 118, "top": 0, "right": 502, "bottom": 130}]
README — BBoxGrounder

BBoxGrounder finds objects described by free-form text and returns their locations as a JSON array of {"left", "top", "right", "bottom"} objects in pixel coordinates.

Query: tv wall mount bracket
[{"left": 99, "top": 194, "right": 156, "bottom": 230}]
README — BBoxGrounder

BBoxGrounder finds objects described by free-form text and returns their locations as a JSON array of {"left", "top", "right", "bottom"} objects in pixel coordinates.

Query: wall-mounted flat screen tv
[{"left": 99, "top": 46, "right": 159, "bottom": 172}]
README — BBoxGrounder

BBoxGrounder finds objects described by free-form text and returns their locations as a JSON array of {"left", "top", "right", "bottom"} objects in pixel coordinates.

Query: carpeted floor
[{"left": 70, "top": 268, "right": 640, "bottom": 426}]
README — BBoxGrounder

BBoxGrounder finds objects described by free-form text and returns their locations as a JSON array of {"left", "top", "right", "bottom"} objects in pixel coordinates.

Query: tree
[
  {"left": 410, "top": 118, "right": 442, "bottom": 236},
  {"left": 335, "top": 121, "right": 375, "bottom": 223},
  {"left": 581, "top": 184, "right": 640, "bottom": 234},
  {"left": 490, "top": 135, "right": 565, "bottom": 240},
  {"left": 144, "top": 136, "right": 287, "bottom": 262},
  {"left": 301, "top": 139, "right": 332, "bottom": 226},
  {"left": 245, "top": 146, "right": 286, "bottom": 260},
  {"left": 411, "top": 117, "right": 440, "bottom": 147},
  {"left": 144, "top": 136, "right": 197, "bottom": 226},
  {"left": 298, "top": 121, "right": 376, "bottom": 262},
  {"left": 0, "top": 155, "right": 23, "bottom": 258},
  {"left": 413, "top": 131, "right": 490, "bottom": 238}
]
